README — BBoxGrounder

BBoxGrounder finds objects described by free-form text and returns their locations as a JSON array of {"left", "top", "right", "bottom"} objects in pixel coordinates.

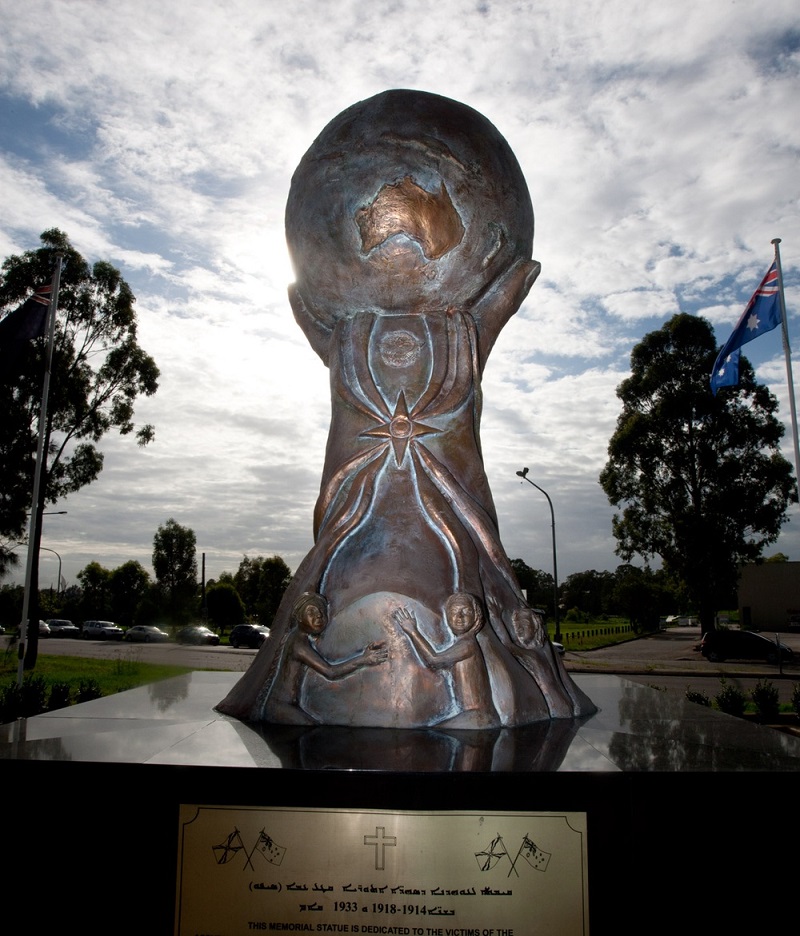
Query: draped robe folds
[{"left": 218, "top": 306, "right": 592, "bottom": 727}]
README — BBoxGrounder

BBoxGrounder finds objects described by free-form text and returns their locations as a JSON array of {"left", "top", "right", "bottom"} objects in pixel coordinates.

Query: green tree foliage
[
  {"left": 109, "top": 560, "right": 151, "bottom": 627},
  {"left": 152, "top": 519, "right": 198, "bottom": 624},
  {"left": 599, "top": 313, "right": 795, "bottom": 632},
  {"left": 560, "top": 569, "right": 614, "bottom": 617},
  {"left": 76, "top": 561, "right": 112, "bottom": 620},
  {"left": 0, "top": 545, "right": 18, "bottom": 580},
  {"left": 508, "top": 558, "right": 555, "bottom": 612},
  {"left": 49, "top": 583, "right": 81, "bottom": 622},
  {"left": 133, "top": 582, "right": 167, "bottom": 626},
  {"left": 37, "top": 586, "right": 61, "bottom": 620},
  {"left": 0, "top": 584, "right": 23, "bottom": 630},
  {"left": 0, "top": 229, "right": 159, "bottom": 664},
  {"left": 206, "top": 581, "right": 246, "bottom": 633},
  {"left": 765, "top": 552, "right": 789, "bottom": 562},
  {"left": 610, "top": 564, "right": 675, "bottom": 632},
  {"left": 233, "top": 555, "right": 292, "bottom": 625}
]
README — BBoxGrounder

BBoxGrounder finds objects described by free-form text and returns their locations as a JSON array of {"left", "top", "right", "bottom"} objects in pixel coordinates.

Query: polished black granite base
[
  {"left": 3, "top": 672, "right": 799, "bottom": 770},
  {"left": 5, "top": 674, "right": 798, "bottom": 934}
]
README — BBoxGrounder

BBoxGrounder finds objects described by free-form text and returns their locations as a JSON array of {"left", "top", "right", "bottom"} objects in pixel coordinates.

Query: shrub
[
  {"left": 714, "top": 678, "right": 746, "bottom": 717},
  {"left": 751, "top": 679, "right": 780, "bottom": 721},
  {"left": 47, "top": 681, "right": 72, "bottom": 711},
  {"left": 76, "top": 678, "right": 102, "bottom": 704},
  {"left": 0, "top": 681, "right": 21, "bottom": 723},
  {"left": 792, "top": 683, "right": 800, "bottom": 718},
  {"left": 685, "top": 687, "right": 711, "bottom": 707},
  {"left": 20, "top": 674, "right": 48, "bottom": 717}
]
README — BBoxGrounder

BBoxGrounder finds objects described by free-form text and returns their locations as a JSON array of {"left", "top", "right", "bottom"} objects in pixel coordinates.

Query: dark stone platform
[
  {"left": 5, "top": 674, "right": 798, "bottom": 934},
  {"left": 3, "top": 672, "right": 800, "bottom": 769}
]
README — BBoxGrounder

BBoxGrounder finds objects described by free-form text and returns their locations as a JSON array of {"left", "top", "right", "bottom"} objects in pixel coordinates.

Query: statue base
[{"left": 3, "top": 672, "right": 798, "bottom": 932}]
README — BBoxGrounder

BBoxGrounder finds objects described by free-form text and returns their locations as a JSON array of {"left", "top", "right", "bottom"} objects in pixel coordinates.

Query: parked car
[
  {"left": 82, "top": 620, "right": 124, "bottom": 640},
  {"left": 176, "top": 625, "right": 220, "bottom": 646},
  {"left": 46, "top": 619, "right": 80, "bottom": 638},
  {"left": 229, "top": 624, "right": 270, "bottom": 649},
  {"left": 38, "top": 619, "right": 51, "bottom": 638},
  {"left": 700, "top": 629, "right": 793, "bottom": 664},
  {"left": 124, "top": 625, "right": 171, "bottom": 643}
]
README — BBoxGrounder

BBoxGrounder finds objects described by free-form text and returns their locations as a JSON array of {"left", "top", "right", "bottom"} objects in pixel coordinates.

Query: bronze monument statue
[{"left": 218, "top": 89, "right": 595, "bottom": 728}]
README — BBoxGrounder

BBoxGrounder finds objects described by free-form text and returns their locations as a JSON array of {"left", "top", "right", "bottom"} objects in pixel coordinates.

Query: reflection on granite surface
[
  {"left": 250, "top": 717, "right": 586, "bottom": 771},
  {"left": 1, "top": 672, "right": 799, "bottom": 771}
]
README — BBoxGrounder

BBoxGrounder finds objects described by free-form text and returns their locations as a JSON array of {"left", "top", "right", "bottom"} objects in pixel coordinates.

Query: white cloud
[{"left": 2, "top": 0, "right": 799, "bottom": 585}]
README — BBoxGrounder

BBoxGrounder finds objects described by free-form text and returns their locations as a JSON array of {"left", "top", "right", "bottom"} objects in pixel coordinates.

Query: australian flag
[
  {"left": 0, "top": 283, "right": 52, "bottom": 375},
  {"left": 710, "top": 262, "right": 782, "bottom": 395}
]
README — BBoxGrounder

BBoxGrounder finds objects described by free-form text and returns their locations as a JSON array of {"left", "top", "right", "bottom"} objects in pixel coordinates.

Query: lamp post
[
  {"left": 516, "top": 467, "right": 561, "bottom": 642},
  {"left": 42, "top": 512, "right": 66, "bottom": 593},
  {"left": 39, "top": 546, "right": 63, "bottom": 594}
]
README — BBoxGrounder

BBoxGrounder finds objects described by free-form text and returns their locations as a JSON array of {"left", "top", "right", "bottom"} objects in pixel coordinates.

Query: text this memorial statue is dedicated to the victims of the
[{"left": 218, "top": 89, "right": 595, "bottom": 729}]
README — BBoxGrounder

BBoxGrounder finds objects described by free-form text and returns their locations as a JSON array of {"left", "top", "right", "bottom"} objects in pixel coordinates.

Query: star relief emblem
[{"left": 360, "top": 391, "right": 440, "bottom": 465}]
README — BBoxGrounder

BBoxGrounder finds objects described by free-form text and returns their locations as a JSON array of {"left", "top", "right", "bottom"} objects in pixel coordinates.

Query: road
[
  {"left": 566, "top": 623, "right": 800, "bottom": 704},
  {"left": 5, "top": 624, "right": 800, "bottom": 703},
  {"left": 2, "top": 635, "right": 256, "bottom": 673}
]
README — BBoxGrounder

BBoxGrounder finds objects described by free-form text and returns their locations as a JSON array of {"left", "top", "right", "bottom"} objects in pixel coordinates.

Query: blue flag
[
  {"left": 0, "top": 283, "right": 52, "bottom": 376},
  {"left": 710, "top": 262, "right": 782, "bottom": 395}
]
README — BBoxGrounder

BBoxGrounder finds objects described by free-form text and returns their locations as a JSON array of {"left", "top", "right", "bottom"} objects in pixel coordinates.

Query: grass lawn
[
  {"left": 550, "top": 617, "right": 642, "bottom": 651},
  {"left": 1, "top": 650, "right": 192, "bottom": 720}
]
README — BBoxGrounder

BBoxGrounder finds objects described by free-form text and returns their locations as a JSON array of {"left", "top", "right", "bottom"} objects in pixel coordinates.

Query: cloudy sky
[{"left": 1, "top": 0, "right": 799, "bottom": 590}]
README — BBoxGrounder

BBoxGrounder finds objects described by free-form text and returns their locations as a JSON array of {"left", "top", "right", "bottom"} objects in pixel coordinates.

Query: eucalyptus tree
[
  {"left": 600, "top": 313, "right": 794, "bottom": 632},
  {"left": 0, "top": 229, "right": 159, "bottom": 665},
  {"left": 233, "top": 555, "right": 292, "bottom": 624},
  {"left": 206, "top": 581, "right": 246, "bottom": 634},
  {"left": 152, "top": 519, "right": 198, "bottom": 624}
]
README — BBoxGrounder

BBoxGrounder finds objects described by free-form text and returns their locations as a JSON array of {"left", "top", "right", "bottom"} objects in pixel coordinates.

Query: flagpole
[
  {"left": 17, "top": 255, "right": 63, "bottom": 688},
  {"left": 772, "top": 238, "right": 800, "bottom": 502}
]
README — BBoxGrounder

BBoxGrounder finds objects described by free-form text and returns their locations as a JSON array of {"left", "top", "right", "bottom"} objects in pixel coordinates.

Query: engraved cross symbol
[{"left": 363, "top": 826, "right": 397, "bottom": 870}]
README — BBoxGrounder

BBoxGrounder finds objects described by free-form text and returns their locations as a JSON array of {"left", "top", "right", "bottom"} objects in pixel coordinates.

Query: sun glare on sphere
[{"left": 237, "top": 229, "right": 296, "bottom": 294}]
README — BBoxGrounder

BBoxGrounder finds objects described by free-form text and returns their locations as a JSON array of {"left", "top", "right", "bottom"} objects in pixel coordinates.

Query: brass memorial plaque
[{"left": 175, "top": 806, "right": 589, "bottom": 935}]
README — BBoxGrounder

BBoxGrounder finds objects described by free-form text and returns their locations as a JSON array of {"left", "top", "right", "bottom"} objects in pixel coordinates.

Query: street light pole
[
  {"left": 39, "top": 546, "right": 63, "bottom": 594},
  {"left": 516, "top": 467, "right": 561, "bottom": 642}
]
